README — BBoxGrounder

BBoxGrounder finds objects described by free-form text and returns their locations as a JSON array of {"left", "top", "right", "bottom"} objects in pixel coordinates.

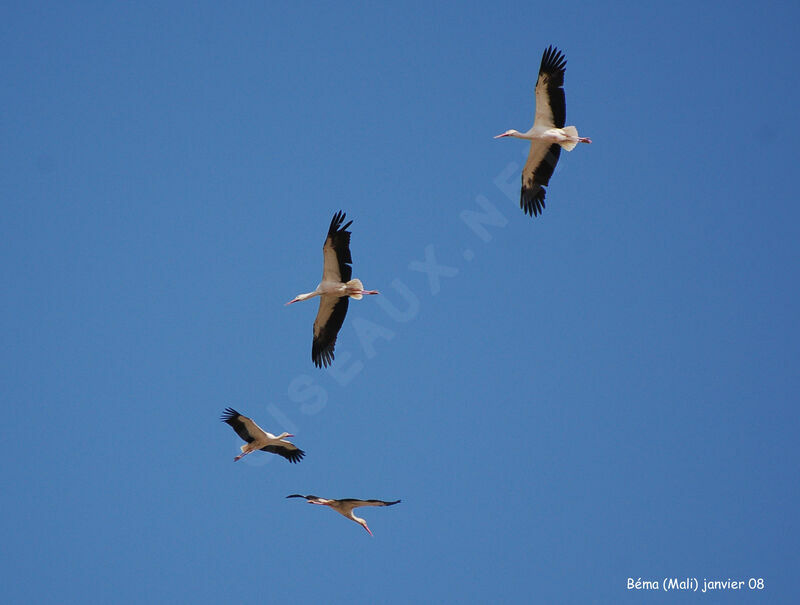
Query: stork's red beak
[
  {"left": 494, "top": 132, "right": 511, "bottom": 139},
  {"left": 285, "top": 434, "right": 294, "bottom": 438},
  {"left": 363, "top": 524, "right": 373, "bottom": 536},
  {"left": 285, "top": 299, "right": 298, "bottom": 306}
]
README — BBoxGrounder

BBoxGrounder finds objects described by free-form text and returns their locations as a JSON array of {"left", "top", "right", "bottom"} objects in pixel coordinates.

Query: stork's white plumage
[
  {"left": 286, "top": 494, "right": 401, "bottom": 536},
  {"left": 221, "top": 408, "right": 305, "bottom": 463},
  {"left": 495, "top": 45, "right": 591, "bottom": 217},
  {"left": 286, "top": 211, "right": 379, "bottom": 368}
]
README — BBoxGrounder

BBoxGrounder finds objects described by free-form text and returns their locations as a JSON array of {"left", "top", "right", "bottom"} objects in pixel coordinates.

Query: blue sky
[{"left": 2, "top": 1, "right": 799, "bottom": 603}]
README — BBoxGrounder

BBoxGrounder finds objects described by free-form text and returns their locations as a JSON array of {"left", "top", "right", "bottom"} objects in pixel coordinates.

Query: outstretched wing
[
  {"left": 533, "top": 45, "right": 567, "bottom": 129},
  {"left": 286, "top": 494, "right": 326, "bottom": 504},
  {"left": 312, "top": 295, "right": 349, "bottom": 368},
  {"left": 520, "top": 142, "right": 561, "bottom": 217},
  {"left": 339, "top": 498, "right": 402, "bottom": 511},
  {"left": 261, "top": 443, "right": 305, "bottom": 464},
  {"left": 322, "top": 211, "right": 353, "bottom": 284},
  {"left": 220, "top": 407, "right": 267, "bottom": 444}
]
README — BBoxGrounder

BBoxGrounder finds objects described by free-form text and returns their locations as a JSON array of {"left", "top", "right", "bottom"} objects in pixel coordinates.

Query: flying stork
[
  {"left": 221, "top": 407, "right": 305, "bottom": 463},
  {"left": 286, "top": 494, "right": 401, "bottom": 536},
  {"left": 286, "top": 211, "right": 379, "bottom": 368},
  {"left": 495, "top": 45, "right": 591, "bottom": 217}
]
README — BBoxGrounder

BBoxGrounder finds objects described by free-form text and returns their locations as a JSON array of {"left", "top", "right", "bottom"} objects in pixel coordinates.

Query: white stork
[
  {"left": 495, "top": 45, "right": 591, "bottom": 217},
  {"left": 286, "top": 211, "right": 379, "bottom": 368},
  {"left": 221, "top": 407, "right": 305, "bottom": 463},
  {"left": 286, "top": 494, "right": 401, "bottom": 536}
]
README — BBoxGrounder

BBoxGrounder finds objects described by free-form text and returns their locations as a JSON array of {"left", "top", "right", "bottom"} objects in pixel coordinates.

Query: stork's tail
[
  {"left": 560, "top": 126, "right": 579, "bottom": 151},
  {"left": 346, "top": 279, "right": 364, "bottom": 299}
]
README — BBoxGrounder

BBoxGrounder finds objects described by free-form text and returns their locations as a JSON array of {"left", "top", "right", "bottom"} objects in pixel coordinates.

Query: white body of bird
[
  {"left": 290, "top": 277, "right": 369, "bottom": 302},
  {"left": 236, "top": 432, "right": 293, "bottom": 460},
  {"left": 497, "top": 124, "right": 586, "bottom": 150}
]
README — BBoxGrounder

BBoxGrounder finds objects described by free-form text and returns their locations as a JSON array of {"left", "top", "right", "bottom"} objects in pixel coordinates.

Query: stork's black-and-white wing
[
  {"left": 261, "top": 443, "right": 305, "bottom": 464},
  {"left": 221, "top": 407, "right": 267, "bottom": 443},
  {"left": 337, "top": 499, "right": 402, "bottom": 512},
  {"left": 286, "top": 494, "right": 325, "bottom": 503},
  {"left": 520, "top": 143, "right": 561, "bottom": 217},
  {"left": 533, "top": 45, "right": 567, "bottom": 130},
  {"left": 322, "top": 211, "right": 353, "bottom": 284},
  {"left": 312, "top": 295, "right": 349, "bottom": 368}
]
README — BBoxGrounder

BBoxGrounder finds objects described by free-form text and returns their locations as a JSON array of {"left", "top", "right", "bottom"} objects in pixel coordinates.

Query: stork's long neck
[
  {"left": 286, "top": 288, "right": 321, "bottom": 306},
  {"left": 514, "top": 128, "right": 537, "bottom": 140},
  {"left": 352, "top": 514, "right": 372, "bottom": 535}
]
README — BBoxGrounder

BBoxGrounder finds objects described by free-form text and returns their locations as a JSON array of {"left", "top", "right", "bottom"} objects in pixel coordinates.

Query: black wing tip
[
  {"left": 288, "top": 448, "right": 306, "bottom": 464},
  {"left": 220, "top": 407, "right": 240, "bottom": 422},
  {"left": 329, "top": 210, "right": 353, "bottom": 235},
  {"left": 262, "top": 445, "right": 306, "bottom": 463},
  {"left": 540, "top": 45, "right": 567, "bottom": 75},
  {"left": 521, "top": 186, "right": 546, "bottom": 217},
  {"left": 385, "top": 500, "right": 401, "bottom": 506},
  {"left": 312, "top": 347, "right": 334, "bottom": 368}
]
